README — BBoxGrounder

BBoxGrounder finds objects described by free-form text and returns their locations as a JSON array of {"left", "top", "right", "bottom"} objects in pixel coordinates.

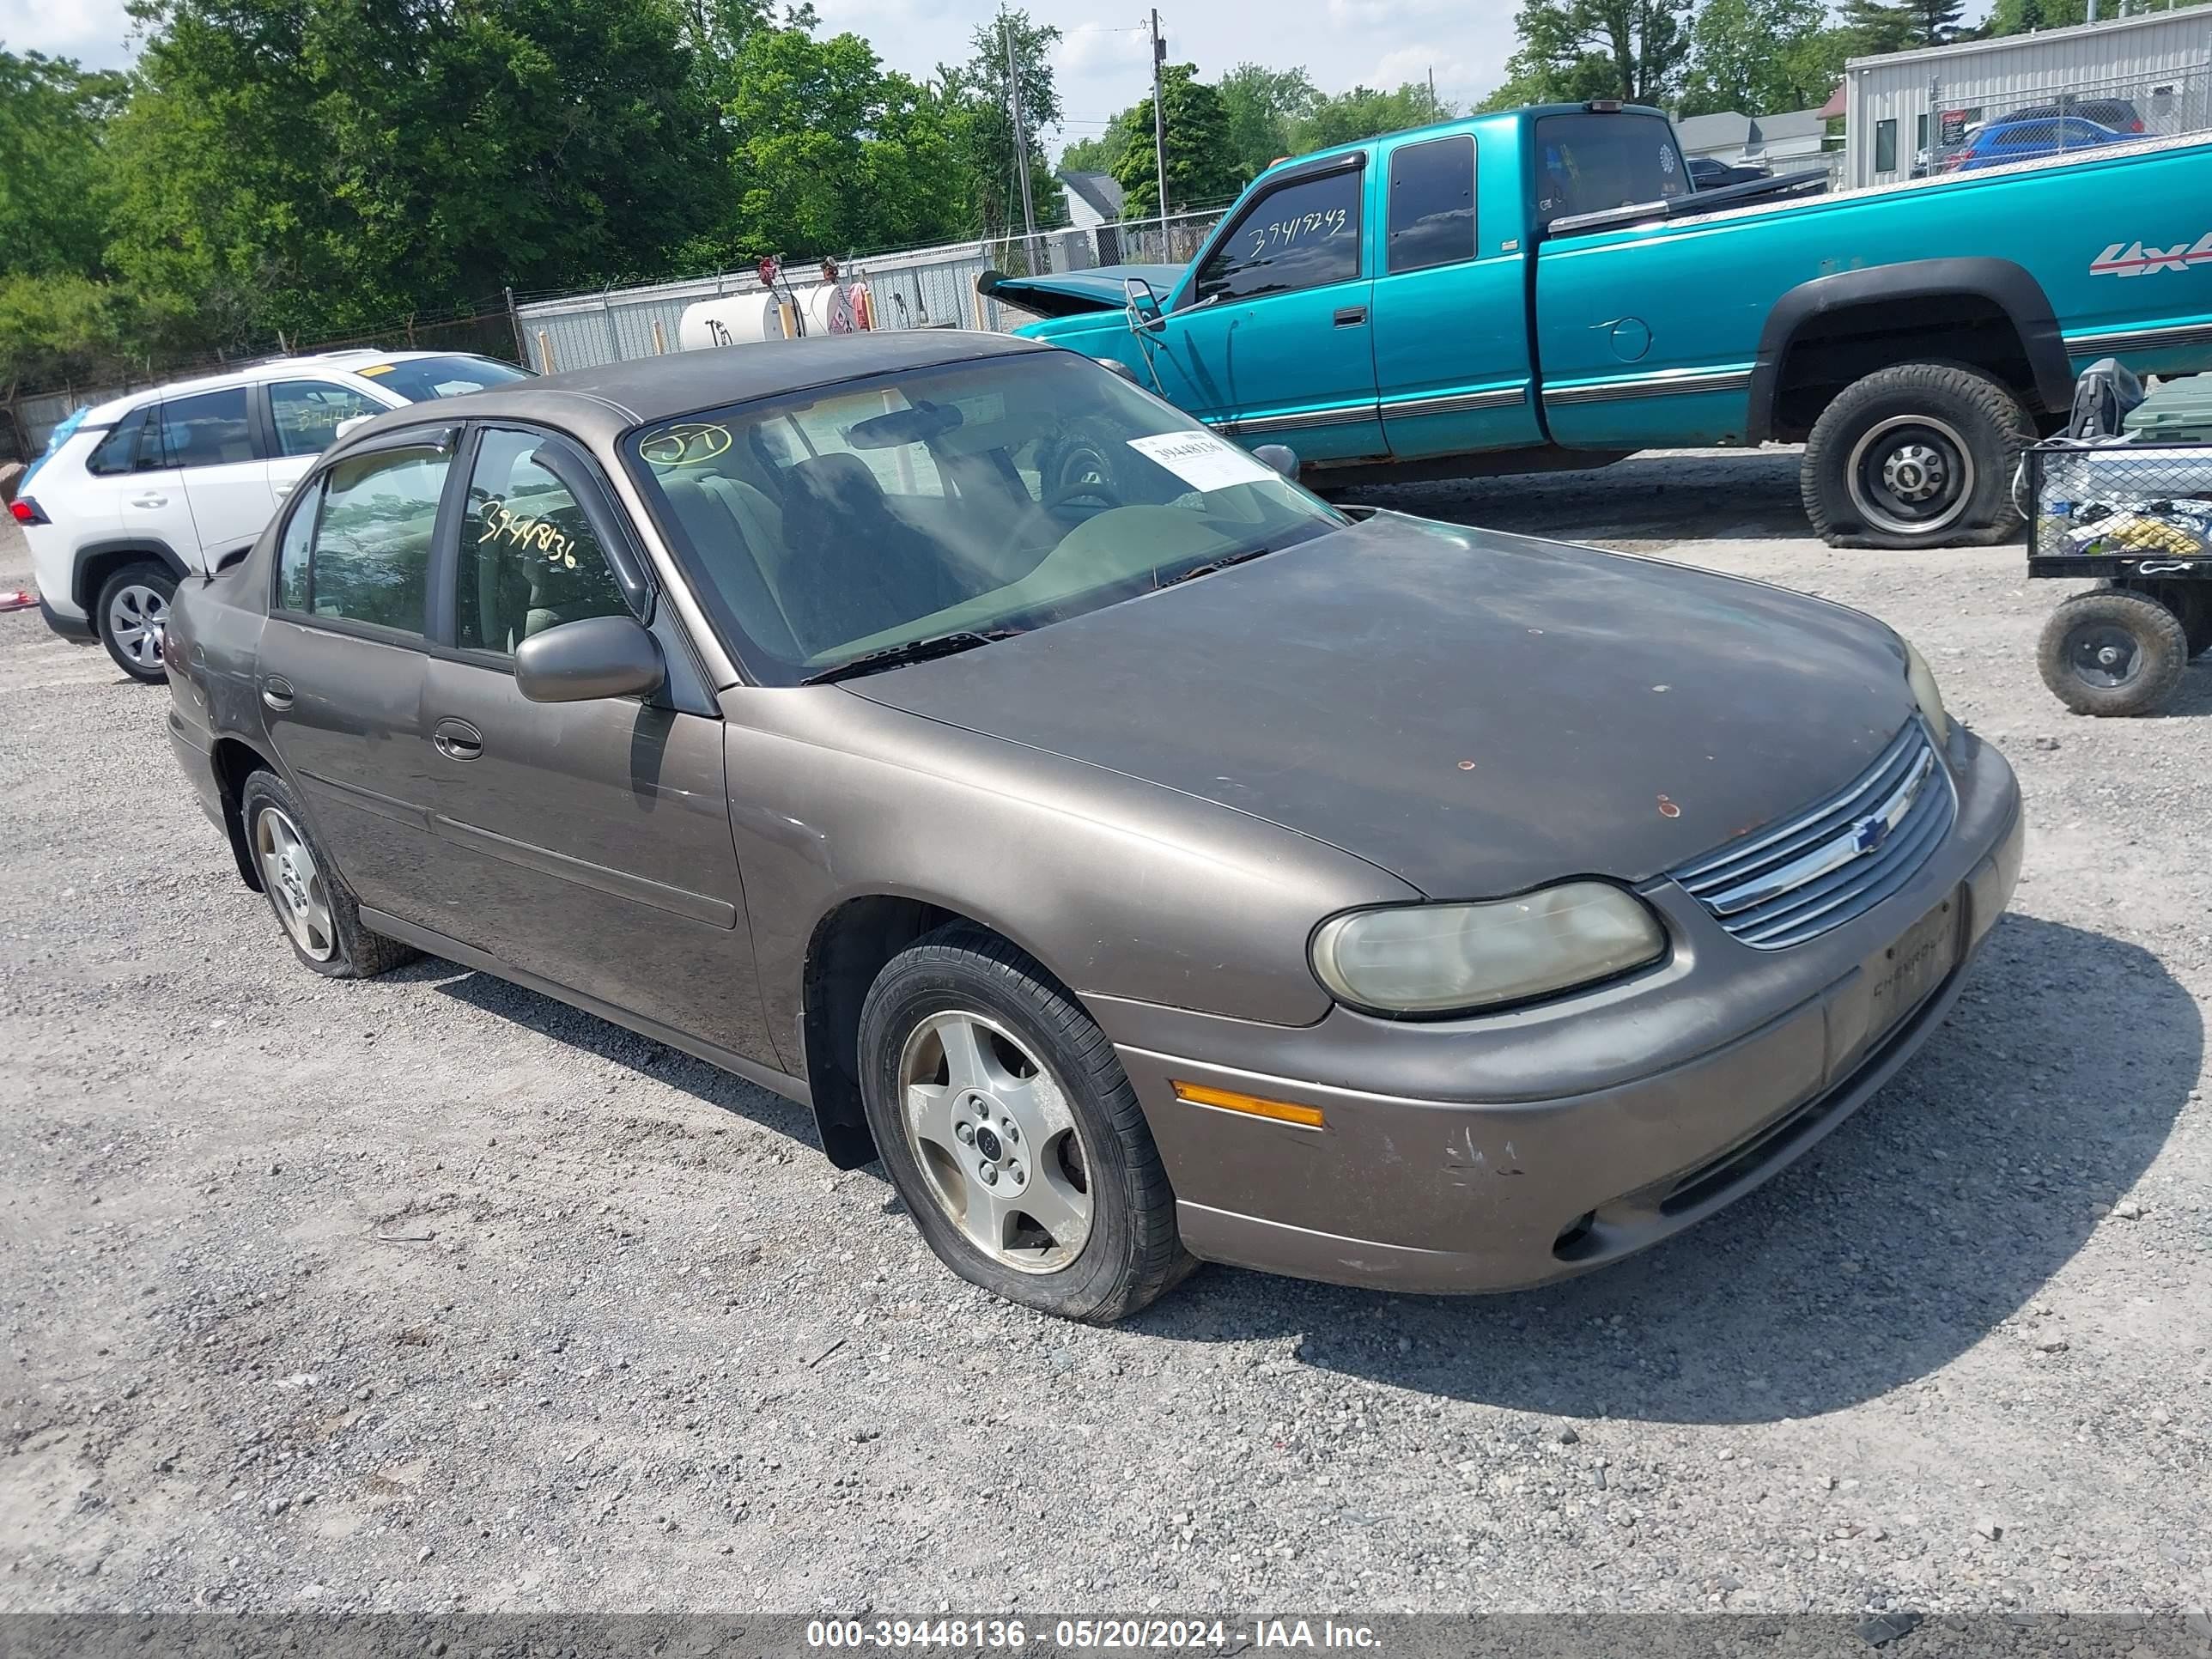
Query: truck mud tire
[
  {"left": 858, "top": 922, "right": 1194, "bottom": 1322},
  {"left": 1802, "top": 363, "right": 2033, "bottom": 550},
  {"left": 2037, "top": 589, "right": 2189, "bottom": 718}
]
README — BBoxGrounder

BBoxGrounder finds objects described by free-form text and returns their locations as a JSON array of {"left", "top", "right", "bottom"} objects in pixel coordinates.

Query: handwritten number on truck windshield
[{"left": 1246, "top": 208, "right": 1349, "bottom": 257}]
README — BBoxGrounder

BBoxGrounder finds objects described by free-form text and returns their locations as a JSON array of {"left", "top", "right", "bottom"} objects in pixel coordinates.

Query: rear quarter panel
[{"left": 1534, "top": 136, "right": 2212, "bottom": 450}]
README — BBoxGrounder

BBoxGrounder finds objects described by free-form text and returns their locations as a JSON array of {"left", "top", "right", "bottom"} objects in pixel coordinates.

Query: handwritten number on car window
[{"left": 1244, "top": 206, "right": 1348, "bottom": 258}]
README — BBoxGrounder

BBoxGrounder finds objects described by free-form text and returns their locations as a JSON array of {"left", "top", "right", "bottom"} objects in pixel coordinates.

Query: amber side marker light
[{"left": 1171, "top": 1080, "right": 1326, "bottom": 1129}]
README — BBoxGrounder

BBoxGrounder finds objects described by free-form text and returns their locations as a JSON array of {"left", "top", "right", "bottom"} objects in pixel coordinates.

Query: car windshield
[
  {"left": 358, "top": 355, "right": 530, "bottom": 402},
  {"left": 1533, "top": 112, "right": 1690, "bottom": 227},
  {"left": 624, "top": 350, "right": 1347, "bottom": 685}
]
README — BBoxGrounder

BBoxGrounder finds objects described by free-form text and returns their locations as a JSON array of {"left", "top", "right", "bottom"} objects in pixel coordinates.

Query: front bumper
[{"left": 1093, "top": 730, "right": 2025, "bottom": 1294}]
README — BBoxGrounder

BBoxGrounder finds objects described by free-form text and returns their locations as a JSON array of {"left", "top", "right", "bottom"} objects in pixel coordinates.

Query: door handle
[
  {"left": 1333, "top": 306, "right": 1368, "bottom": 327},
  {"left": 261, "top": 676, "right": 295, "bottom": 711},
  {"left": 272, "top": 483, "right": 294, "bottom": 499},
  {"left": 131, "top": 494, "right": 169, "bottom": 508},
  {"left": 433, "top": 718, "right": 485, "bottom": 762}
]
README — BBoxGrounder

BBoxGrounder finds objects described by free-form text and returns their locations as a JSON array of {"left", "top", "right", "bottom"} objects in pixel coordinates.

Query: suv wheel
[
  {"left": 96, "top": 562, "right": 178, "bottom": 684},
  {"left": 1802, "top": 363, "right": 2033, "bottom": 550},
  {"left": 239, "top": 770, "right": 419, "bottom": 977}
]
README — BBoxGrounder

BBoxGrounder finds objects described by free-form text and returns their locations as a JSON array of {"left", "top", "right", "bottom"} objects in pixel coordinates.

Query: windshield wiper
[
  {"left": 801, "top": 629, "right": 1024, "bottom": 685},
  {"left": 1152, "top": 544, "right": 1287, "bottom": 592}
]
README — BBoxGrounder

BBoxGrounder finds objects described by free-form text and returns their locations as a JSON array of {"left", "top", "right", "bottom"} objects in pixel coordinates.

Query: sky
[{"left": 0, "top": 0, "right": 1523, "bottom": 156}]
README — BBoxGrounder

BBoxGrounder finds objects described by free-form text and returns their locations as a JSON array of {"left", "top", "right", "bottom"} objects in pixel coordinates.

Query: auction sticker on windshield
[{"left": 1127, "top": 431, "right": 1278, "bottom": 493}]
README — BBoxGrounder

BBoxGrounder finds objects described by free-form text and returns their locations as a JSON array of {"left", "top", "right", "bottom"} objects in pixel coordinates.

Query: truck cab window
[
  {"left": 1192, "top": 167, "right": 1362, "bottom": 305},
  {"left": 1387, "top": 136, "right": 1477, "bottom": 274},
  {"left": 1531, "top": 112, "right": 1690, "bottom": 228}
]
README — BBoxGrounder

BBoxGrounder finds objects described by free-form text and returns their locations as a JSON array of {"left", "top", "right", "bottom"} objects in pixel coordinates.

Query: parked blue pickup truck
[{"left": 982, "top": 101, "right": 2212, "bottom": 548}]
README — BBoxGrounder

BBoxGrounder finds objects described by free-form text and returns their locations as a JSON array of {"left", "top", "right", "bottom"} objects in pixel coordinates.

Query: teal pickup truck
[{"left": 982, "top": 101, "right": 2212, "bottom": 549}]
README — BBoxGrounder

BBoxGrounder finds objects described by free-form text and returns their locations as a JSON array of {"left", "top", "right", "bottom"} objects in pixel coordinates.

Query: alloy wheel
[
  {"left": 253, "top": 805, "right": 337, "bottom": 962},
  {"left": 106, "top": 583, "right": 169, "bottom": 672},
  {"left": 896, "top": 1010, "right": 1094, "bottom": 1274}
]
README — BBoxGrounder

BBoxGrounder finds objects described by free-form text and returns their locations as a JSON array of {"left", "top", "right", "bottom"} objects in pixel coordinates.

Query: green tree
[
  {"left": 0, "top": 49, "right": 129, "bottom": 281},
  {"left": 1836, "top": 0, "right": 1948, "bottom": 56},
  {"left": 1109, "top": 64, "right": 1237, "bottom": 217},
  {"left": 714, "top": 20, "right": 965, "bottom": 259},
  {"left": 0, "top": 271, "right": 119, "bottom": 394},
  {"left": 1218, "top": 63, "right": 1320, "bottom": 182},
  {"left": 1491, "top": 0, "right": 1694, "bottom": 108},
  {"left": 1058, "top": 125, "right": 1129, "bottom": 177},
  {"left": 1291, "top": 82, "right": 1455, "bottom": 151},
  {"left": 103, "top": 0, "right": 729, "bottom": 346},
  {"left": 941, "top": 6, "right": 1064, "bottom": 240},
  {"left": 1678, "top": 0, "right": 1844, "bottom": 116}
]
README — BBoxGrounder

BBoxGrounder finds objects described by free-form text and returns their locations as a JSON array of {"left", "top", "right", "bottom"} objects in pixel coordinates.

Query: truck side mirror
[{"left": 1124, "top": 276, "right": 1166, "bottom": 334}]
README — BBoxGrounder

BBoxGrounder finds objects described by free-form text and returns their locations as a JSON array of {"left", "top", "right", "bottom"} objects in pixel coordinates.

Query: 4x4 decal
[{"left": 2091, "top": 231, "right": 2212, "bottom": 277}]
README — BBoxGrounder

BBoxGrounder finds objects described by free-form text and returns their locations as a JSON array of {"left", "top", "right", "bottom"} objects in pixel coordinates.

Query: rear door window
[
  {"left": 1386, "top": 136, "right": 1476, "bottom": 273},
  {"left": 286, "top": 443, "right": 453, "bottom": 635},
  {"left": 1192, "top": 166, "right": 1363, "bottom": 305}
]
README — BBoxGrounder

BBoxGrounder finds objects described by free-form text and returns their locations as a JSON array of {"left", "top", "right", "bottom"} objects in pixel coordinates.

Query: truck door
[
  {"left": 1371, "top": 131, "right": 1545, "bottom": 458},
  {"left": 1153, "top": 155, "right": 1385, "bottom": 465}
]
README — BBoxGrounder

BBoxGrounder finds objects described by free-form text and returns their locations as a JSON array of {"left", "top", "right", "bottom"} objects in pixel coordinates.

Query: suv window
[
  {"left": 1387, "top": 136, "right": 1475, "bottom": 274},
  {"left": 158, "top": 387, "right": 256, "bottom": 470},
  {"left": 456, "top": 428, "right": 631, "bottom": 654},
  {"left": 86, "top": 405, "right": 155, "bottom": 477},
  {"left": 289, "top": 443, "right": 453, "bottom": 635},
  {"left": 270, "top": 380, "right": 384, "bottom": 459},
  {"left": 1192, "top": 166, "right": 1361, "bottom": 305}
]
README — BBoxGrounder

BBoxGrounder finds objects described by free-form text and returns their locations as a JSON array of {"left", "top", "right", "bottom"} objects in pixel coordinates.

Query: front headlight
[
  {"left": 1902, "top": 639, "right": 1952, "bottom": 750},
  {"left": 1311, "top": 883, "right": 1667, "bottom": 1016}
]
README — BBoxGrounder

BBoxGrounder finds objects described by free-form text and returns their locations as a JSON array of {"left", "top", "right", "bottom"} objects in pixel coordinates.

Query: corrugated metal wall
[
  {"left": 1846, "top": 9, "right": 2212, "bottom": 185},
  {"left": 510, "top": 210, "right": 1228, "bottom": 376}
]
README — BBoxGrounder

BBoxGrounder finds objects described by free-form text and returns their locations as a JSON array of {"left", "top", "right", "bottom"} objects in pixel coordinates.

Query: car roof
[
  {"left": 329, "top": 330, "right": 1052, "bottom": 454},
  {"left": 75, "top": 349, "right": 500, "bottom": 424}
]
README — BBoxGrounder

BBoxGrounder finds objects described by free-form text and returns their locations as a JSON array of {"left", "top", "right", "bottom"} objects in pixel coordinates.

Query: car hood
[
  {"left": 979, "top": 264, "right": 1186, "bottom": 319},
  {"left": 848, "top": 513, "right": 1918, "bottom": 898}
]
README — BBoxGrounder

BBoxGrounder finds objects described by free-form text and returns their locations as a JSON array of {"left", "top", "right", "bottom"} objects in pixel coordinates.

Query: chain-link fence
[
  {"left": 509, "top": 207, "right": 1230, "bottom": 377},
  {"left": 1919, "top": 65, "right": 2212, "bottom": 177}
]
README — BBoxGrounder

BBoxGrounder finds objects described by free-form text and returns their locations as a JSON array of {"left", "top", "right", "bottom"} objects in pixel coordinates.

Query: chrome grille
[{"left": 1670, "top": 721, "right": 1954, "bottom": 950}]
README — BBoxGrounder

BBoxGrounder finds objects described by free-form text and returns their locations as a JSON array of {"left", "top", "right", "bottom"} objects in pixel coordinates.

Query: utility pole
[
  {"left": 1149, "top": 9, "right": 1170, "bottom": 222},
  {"left": 1428, "top": 64, "right": 1437, "bottom": 116},
  {"left": 1005, "top": 17, "right": 1039, "bottom": 271}
]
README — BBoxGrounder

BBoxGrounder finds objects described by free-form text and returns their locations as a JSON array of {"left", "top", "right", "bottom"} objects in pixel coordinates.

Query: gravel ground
[{"left": 2, "top": 452, "right": 2209, "bottom": 1624}]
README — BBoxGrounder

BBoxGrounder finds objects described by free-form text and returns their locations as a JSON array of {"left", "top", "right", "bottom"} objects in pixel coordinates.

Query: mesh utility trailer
[{"left": 2024, "top": 436, "right": 2212, "bottom": 715}]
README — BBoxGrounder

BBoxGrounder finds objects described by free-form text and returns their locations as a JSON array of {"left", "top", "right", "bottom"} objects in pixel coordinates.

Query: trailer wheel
[
  {"left": 2038, "top": 590, "right": 2189, "bottom": 717},
  {"left": 1802, "top": 362, "right": 2034, "bottom": 550},
  {"left": 2103, "top": 579, "right": 2212, "bottom": 659}
]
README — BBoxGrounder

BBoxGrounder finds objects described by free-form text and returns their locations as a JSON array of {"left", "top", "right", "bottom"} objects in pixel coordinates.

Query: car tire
[
  {"left": 858, "top": 923, "right": 1194, "bottom": 1322},
  {"left": 1802, "top": 362, "right": 2034, "bottom": 550},
  {"left": 2037, "top": 589, "right": 2189, "bottom": 717},
  {"left": 94, "top": 561, "right": 178, "bottom": 684},
  {"left": 238, "top": 769, "right": 419, "bottom": 978}
]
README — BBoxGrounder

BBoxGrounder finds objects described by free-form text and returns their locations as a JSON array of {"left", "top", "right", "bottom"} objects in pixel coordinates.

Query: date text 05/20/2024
[{"left": 804, "top": 1618, "right": 1382, "bottom": 1650}]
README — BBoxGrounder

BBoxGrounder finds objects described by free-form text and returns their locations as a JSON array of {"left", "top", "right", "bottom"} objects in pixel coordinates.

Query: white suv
[{"left": 11, "top": 349, "right": 529, "bottom": 681}]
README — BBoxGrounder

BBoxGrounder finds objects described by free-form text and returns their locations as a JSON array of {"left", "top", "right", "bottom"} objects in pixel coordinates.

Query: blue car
[{"left": 1946, "top": 115, "right": 2126, "bottom": 172}]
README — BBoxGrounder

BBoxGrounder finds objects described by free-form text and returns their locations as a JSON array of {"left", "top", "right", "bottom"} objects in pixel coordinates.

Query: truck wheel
[
  {"left": 1802, "top": 363, "right": 2033, "bottom": 550},
  {"left": 2037, "top": 590, "right": 2189, "bottom": 717}
]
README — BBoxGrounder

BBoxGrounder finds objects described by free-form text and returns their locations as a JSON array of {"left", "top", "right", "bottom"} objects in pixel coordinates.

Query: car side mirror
[
  {"left": 1253, "top": 443, "right": 1300, "bottom": 482},
  {"left": 1124, "top": 276, "right": 1166, "bottom": 334},
  {"left": 514, "top": 615, "right": 664, "bottom": 704},
  {"left": 333, "top": 416, "right": 377, "bottom": 442}
]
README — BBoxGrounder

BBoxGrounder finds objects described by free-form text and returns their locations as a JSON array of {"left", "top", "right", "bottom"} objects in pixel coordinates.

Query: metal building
[{"left": 1842, "top": 7, "right": 2212, "bottom": 188}]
